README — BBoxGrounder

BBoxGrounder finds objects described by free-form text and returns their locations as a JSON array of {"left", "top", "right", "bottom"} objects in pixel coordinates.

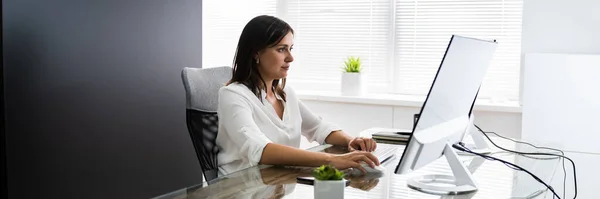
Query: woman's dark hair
[{"left": 227, "top": 15, "right": 294, "bottom": 102}]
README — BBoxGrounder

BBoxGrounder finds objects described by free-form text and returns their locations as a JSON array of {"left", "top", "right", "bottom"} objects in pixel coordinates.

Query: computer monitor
[{"left": 393, "top": 35, "right": 497, "bottom": 194}]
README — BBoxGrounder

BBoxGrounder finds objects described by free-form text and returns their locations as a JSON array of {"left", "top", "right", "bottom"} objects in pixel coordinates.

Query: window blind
[
  {"left": 284, "top": 0, "right": 392, "bottom": 93},
  {"left": 202, "top": 0, "right": 277, "bottom": 68},
  {"left": 395, "top": 0, "right": 523, "bottom": 100},
  {"left": 202, "top": 0, "right": 523, "bottom": 100}
]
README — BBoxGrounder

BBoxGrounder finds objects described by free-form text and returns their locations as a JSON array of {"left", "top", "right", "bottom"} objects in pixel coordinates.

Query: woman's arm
[
  {"left": 260, "top": 143, "right": 330, "bottom": 167},
  {"left": 260, "top": 142, "right": 380, "bottom": 172},
  {"left": 324, "top": 130, "right": 353, "bottom": 146},
  {"left": 297, "top": 100, "right": 345, "bottom": 144},
  {"left": 325, "top": 130, "right": 377, "bottom": 152},
  {"left": 296, "top": 99, "right": 377, "bottom": 152}
]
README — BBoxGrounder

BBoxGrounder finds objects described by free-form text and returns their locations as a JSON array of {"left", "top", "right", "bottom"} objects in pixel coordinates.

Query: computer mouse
[
  {"left": 346, "top": 162, "right": 386, "bottom": 176},
  {"left": 360, "top": 162, "right": 386, "bottom": 173}
]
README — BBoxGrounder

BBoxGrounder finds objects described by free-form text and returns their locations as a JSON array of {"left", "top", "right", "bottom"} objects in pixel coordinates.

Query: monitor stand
[
  {"left": 461, "top": 127, "right": 491, "bottom": 154},
  {"left": 459, "top": 115, "right": 491, "bottom": 155},
  {"left": 406, "top": 143, "right": 478, "bottom": 195}
]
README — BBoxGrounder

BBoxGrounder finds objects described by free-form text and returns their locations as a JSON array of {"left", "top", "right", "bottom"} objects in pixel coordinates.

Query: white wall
[
  {"left": 520, "top": 0, "right": 600, "bottom": 102},
  {"left": 520, "top": 1, "right": 600, "bottom": 198},
  {"left": 521, "top": 0, "right": 600, "bottom": 54}
]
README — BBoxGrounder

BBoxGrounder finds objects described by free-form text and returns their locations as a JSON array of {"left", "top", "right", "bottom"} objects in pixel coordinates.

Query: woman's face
[{"left": 256, "top": 32, "right": 294, "bottom": 81}]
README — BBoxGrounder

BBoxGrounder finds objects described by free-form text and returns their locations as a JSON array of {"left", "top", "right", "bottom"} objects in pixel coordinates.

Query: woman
[{"left": 217, "top": 15, "right": 380, "bottom": 175}]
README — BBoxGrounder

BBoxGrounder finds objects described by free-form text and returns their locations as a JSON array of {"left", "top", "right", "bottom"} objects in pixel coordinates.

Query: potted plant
[
  {"left": 341, "top": 56, "right": 364, "bottom": 96},
  {"left": 313, "top": 165, "right": 346, "bottom": 199}
]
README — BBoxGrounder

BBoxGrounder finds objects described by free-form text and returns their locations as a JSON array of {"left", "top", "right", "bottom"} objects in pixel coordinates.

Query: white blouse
[{"left": 216, "top": 83, "right": 341, "bottom": 175}]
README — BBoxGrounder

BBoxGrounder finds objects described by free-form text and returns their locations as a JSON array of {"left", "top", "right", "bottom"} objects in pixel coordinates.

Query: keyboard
[
  {"left": 372, "top": 143, "right": 402, "bottom": 163},
  {"left": 313, "top": 143, "right": 403, "bottom": 164}
]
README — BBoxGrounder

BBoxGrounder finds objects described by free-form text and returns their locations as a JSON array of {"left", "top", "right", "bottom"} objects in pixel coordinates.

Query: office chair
[{"left": 181, "top": 66, "right": 232, "bottom": 183}]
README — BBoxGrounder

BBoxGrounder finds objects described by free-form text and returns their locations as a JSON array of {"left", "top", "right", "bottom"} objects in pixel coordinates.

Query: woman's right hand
[{"left": 326, "top": 151, "right": 380, "bottom": 174}]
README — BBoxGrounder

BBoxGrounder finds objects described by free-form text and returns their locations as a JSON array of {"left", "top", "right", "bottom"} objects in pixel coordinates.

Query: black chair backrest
[
  {"left": 185, "top": 109, "right": 219, "bottom": 182},
  {"left": 181, "top": 66, "right": 232, "bottom": 183}
]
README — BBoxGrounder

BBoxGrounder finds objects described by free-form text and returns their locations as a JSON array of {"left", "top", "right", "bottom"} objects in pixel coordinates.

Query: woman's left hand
[{"left": 348, "top": 137, "right": 377, "bottom": 152}]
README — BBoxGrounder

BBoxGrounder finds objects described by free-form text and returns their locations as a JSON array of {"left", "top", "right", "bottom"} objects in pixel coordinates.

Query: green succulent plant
[
  {"left": 343, "top": 56, "right": 362, "bottom": 73},
  {"left": 313, "top": 165, "right": 345, "bottom": 181}
]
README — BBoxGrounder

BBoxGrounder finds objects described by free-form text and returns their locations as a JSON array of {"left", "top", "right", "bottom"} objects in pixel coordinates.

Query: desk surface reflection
[{"left": 155, "top": 137, "right": 561, "bottom": 199}]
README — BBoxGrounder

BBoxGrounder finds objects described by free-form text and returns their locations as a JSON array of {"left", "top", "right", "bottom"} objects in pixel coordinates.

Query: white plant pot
[
  {"left": 314, "top": 180, "right": 345, "bottom": 199},
  {"left": 341, "top": 72, "right": 364, "bottom": 96}
]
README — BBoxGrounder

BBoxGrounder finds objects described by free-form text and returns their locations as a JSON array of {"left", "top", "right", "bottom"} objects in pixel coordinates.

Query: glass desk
[{"left": 155, "top": 136, "right": 563, "bottom": 199}]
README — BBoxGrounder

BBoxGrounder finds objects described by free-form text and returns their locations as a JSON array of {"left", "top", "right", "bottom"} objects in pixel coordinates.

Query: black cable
[
  {"left": 475, "top": 125, "right": 570, "bottom": 199},
  {"left": 480, "top": 128, "right": 567, "bottom": 199},
  {"left": 453, "top": 143, "right": 562, "bottom": 199},
  {"left": 560, "top": 158, "right": 566, "bottom": 199},
  {"left": 474, "top": 124, "right": 577, "bottom": 199},
  {"left": 483, "top": 130, "right": 564, "bottom": 155}
]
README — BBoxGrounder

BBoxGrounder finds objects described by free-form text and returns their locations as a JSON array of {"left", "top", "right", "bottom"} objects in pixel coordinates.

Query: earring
[{"left": 256, "top": 59, "right": 260, "bottom": 64}]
